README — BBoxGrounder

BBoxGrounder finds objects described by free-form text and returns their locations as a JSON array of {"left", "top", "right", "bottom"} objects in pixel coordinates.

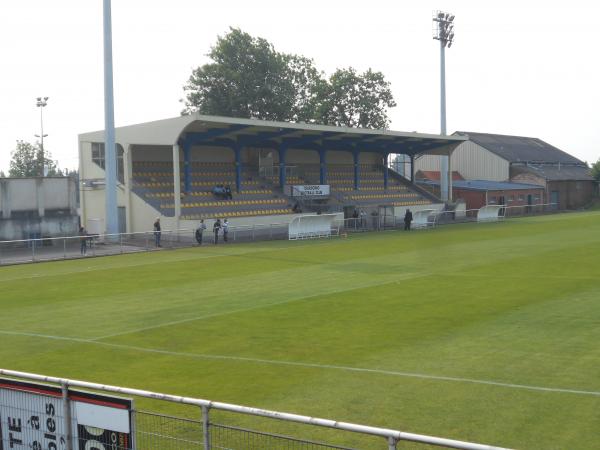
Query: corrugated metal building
[{"left": 415, "top": 132, "right": 596, "bottom": 209}]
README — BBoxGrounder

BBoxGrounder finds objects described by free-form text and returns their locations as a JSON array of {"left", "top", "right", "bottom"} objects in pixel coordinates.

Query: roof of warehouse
[
  {"left": 514, "top": 164, "right": 594, "bottom": 181},
  {"left": 79, "top": 114, "right": 466, "bottom": 156},
  {"left": 419, "top": 179, "right": 545, "bottom": 192},
  {"left": 454, "top": 131, "right": 584, "bottom": 165}
]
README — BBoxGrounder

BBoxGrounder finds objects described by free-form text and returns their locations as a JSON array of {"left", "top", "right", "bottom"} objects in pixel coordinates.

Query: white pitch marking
[
  {"left": 91, "top": 271, "right": 431, "bottom": 341},
  {"left": 1, "top": 330, "right": 599, "bottom": 398}
]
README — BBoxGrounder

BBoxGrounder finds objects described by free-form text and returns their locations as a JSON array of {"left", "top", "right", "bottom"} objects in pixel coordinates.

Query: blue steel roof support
[{"left": 182, "top": 125, "right": 249, "bottom": 146}]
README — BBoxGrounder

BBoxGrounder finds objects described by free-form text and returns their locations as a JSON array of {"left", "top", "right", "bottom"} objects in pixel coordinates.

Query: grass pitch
[{"left": 1, "top": 212, "right": 600, "bottom": 449}]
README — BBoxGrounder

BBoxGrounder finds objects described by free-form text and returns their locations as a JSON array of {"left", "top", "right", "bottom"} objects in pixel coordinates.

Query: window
[
  {"left": 508, "top": 195, "right": 515, "bottom": 202},
  {"left": 91, "top": 142, "right": 104, "bottom": 168},
  {"left": 518, "top": 194, "right": 525, "bottom": 201},
  {"left": 91, "top": 142, "right": 124, "bottom": 183},
  {"left": 489, "top": 196, "right": 497, "bottom": 204}
]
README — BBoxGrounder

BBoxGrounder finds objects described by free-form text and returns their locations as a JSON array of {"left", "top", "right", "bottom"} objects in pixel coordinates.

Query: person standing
[
  {"left": 404, "top": 208, "right": 413, "bottom": 231},
  {"left": 213, "top": 219, "right": 221, "bottom": 244},
  {"left": 223, "top": 219, "right": 229, "bottom": 242},
  {"left": 153, "top": 217, "right": 162, "bottom": 247},
  {"left": 195, "top": 219, "right": 206, "bottom": 245},
  {"left": 79, "top": 226, "right": 87, "bottom": 256}
]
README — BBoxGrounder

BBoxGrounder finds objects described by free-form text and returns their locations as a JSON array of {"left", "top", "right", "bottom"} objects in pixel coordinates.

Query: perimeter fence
[
  {"left": 0, "top": 203, "right": 558, "bottom": 266},
  {"left": 341, "top": 203, "right": 558, "bottom": 233},
  {"left": 0, "top": 368, "right": 511, "bottom": 450},
  {"left": 0, "top": 223, "right": 290, "bottom": 266}
]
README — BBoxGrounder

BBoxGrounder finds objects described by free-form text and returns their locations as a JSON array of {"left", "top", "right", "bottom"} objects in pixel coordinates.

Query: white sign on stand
[{"left": 288, "top": 185, "right": 330, "bottom": 197}]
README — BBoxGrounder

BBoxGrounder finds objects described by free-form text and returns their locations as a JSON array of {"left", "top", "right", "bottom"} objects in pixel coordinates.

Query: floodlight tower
[
  {"left": 35, "top": 96, "right": 49, "bottom": 177},
  {"left": 433, "top": 11, "right": 455, "bottom": 201},
  {"left": 103, "top": 0, "right": 118, "bottom": 236}
]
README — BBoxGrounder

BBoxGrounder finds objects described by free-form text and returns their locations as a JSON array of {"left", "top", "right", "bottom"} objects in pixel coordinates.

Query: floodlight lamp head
[
  {"left": 438, "top": 12, "right": 444, "bottom": 18},
  {"left": 37, "top": 97, "right": 41, "bottom": 101},
  {"left": 449, "top": 15, "right": 455, "bottom": 22},
  {"left": 448, "top": 41, "right": 452, "bottom": 48}
]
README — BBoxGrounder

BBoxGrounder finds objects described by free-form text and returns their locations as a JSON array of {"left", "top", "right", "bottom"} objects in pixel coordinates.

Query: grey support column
[
  {"left": 36, "top": 178, "right": 45, "bottom": 218},
  {"left": 279, "top": 145, "right": 288, "bottom": 188},
  {"left": 353, "top": 150, "right": 360, "bottom": 190},
  {"left": 123, "top": 145, "right": 133, "bottom": 232},
  {"left": 173, "top": 144, "right": 181, "bottom": 227},
  {"left": 0, "top": 179, "right": 10, "bottom": 219},
  {"left": 448, "top": 149, "right": 453, "bottom": 202},
  {"left": 383, "top": 153, "right": 389, "bottom": 190}
]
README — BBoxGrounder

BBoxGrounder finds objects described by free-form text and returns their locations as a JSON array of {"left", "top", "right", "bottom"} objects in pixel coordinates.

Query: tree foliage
[
  {"left": 8, "top": 140, "right": 61, "bottom": 177},
  {"left": 591, "top": 158, "right": 600, "bottom": 182},
  {"left": 182, "top": 28, "right": 396, "bottom": 129}
]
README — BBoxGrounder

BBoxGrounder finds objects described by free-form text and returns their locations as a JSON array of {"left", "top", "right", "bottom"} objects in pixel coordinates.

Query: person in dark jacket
[
  {"left": 213, "top": 219, "right": 221, "bottom": 244},
  {"left": 404, "top": 209, "right": 413, "bottom": 231},
  {"left": 79, "top": 226, "right": 88, "bottom": 255},
  {"left": 153, "top": 218, "right": 162, "bottom": 247}
]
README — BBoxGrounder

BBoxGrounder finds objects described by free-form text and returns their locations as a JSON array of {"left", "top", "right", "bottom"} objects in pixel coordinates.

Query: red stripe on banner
[
  {"left": 69, "top": 394, "right": 128, "bottom": 409},
  {"left": 0, "top": 382, "right": 62, "bottom": 398}
]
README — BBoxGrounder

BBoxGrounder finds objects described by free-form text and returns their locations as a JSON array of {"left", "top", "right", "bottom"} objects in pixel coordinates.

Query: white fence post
[
  {"left": 61, "top": 382, "right": 73, "bottom": 450},
  {"left": 202, "top": 405, "right": 211, "bottom": 450},
  {"left": 388, "top": 435, "right": 397, "bottom": 450}
]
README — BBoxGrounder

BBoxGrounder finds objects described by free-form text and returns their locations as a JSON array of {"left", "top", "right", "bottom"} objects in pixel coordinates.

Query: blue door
[{"left": 550, "top": 191, "right": 559, "bottom": 210}]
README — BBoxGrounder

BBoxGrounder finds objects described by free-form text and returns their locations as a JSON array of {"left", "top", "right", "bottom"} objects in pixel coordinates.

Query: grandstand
[{"left": 78, "top": 115, "right": 465, "bottom": 233}]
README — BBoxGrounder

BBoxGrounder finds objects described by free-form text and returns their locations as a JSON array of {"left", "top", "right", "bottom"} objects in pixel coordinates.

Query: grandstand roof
[
  {"left": 80, "top": 114, "right": 466, "bottom": 156},
  {"left": 419, "top": 179, "right": 544, "bottom": 192},
  {"left": 454, "top": 131, "right": 584, "bottom": 165}
]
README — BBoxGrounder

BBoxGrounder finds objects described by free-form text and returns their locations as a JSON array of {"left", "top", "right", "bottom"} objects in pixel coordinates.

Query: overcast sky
[{"left": 1, "top": 0, "right": 599, "bottom": 173}]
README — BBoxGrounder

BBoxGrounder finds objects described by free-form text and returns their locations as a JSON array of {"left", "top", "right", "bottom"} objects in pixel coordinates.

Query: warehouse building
[{"left": 415, "top": 132, "right": 595, "bottom": 209}]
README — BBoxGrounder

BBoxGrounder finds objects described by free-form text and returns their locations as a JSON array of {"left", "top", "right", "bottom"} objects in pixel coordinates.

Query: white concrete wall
[
  {"left": 0, "top": 177, "right": 76, "bottom": 216},
  {"left": 393, "top": 203, "right": 445, "bottom": 219},
  {"left": 0, "top": 216, "right": 79, "bottom": 241},
  {"left": 415, "top": 141, "right": 510, "bottom": 181}
]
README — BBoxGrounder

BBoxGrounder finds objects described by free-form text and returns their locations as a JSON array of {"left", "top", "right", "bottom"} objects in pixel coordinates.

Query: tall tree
[
  {"left": 182, "top": 28, "right": 296, "bottom": 121},
  {"left": 8, "top": 140, "right": 61, "bottom": 177},
  {"left": 316, "top": 68, "right": 396, "bottom": 129},
  {"left": 591, "top": 158, "right": 600, "bottom": 182},
  {"left": 182, "top": 28, "right": 396, "bottom": 129}
]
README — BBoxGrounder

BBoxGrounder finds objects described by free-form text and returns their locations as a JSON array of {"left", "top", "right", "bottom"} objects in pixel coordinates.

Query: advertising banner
[
  {"left": 289, "top": 185, "right": 330, "bottom": 197},
  {"left": 0, "top": 378, "right": 133, "bottom": 450}
]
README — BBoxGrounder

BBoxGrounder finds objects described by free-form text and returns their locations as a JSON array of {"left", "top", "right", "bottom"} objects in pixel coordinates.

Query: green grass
[{"left": 2, "top": 212, "right": 600, "bottom": 449}]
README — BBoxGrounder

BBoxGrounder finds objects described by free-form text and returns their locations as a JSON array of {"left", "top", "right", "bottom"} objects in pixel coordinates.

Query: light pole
[
  {"left": 103, "top": 0, "right": 118, "bottom": 236},
  {"left": 433, "top": 11, "right": 455, "bottom": 201},
  {"left": 35, "top": 96, "right": 49, "bottom": 177}
]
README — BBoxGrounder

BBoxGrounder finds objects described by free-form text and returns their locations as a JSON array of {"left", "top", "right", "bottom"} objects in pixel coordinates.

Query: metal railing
[
  {"left": 0, "top": 203, "right": 560, "bottom": 266},
  {"left": 0, "top": 223, "right": 291, "bottom": 266},
  {"left": 0, "top": 368, "right": 512, "bottom": 450},
  {"left": 335, "top": 203, "right": 559, "bottom": 233}
]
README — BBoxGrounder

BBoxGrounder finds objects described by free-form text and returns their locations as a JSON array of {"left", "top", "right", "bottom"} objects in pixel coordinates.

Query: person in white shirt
[
  {"left": 195, "top": 219, "right": 206, "bottom": 245},
  {"left": 223, "top": 219, "right": 229, "bottom": 242}
]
